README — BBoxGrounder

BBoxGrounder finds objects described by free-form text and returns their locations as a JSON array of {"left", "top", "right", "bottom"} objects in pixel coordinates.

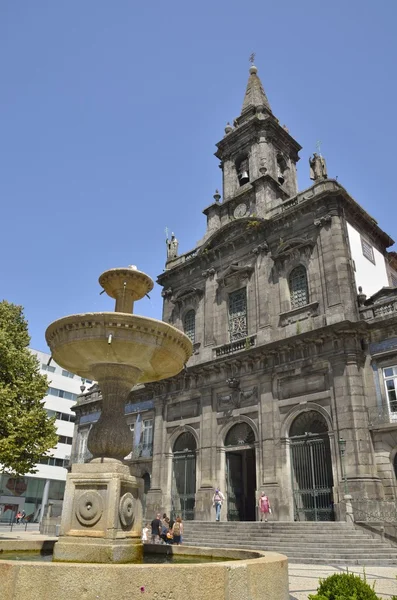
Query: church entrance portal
[
  {"left": 290, "top": 411, "right": 334, "bottom": 521},
  {"left": 225, "top": 423, "right": 256, "bottom": 521},
  {"left": 171, "top": 432, "right": 196, "bottom": 521}
]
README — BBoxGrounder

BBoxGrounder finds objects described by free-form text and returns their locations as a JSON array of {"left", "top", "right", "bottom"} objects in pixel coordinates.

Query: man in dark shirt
[{"left": 151, "top": 513, "right": 162, "bottom": 544}]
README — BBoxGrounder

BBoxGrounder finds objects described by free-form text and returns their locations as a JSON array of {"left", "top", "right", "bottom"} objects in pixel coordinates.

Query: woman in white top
[{"left": 212, "top": 488, "right": 225, "bottom": 522}]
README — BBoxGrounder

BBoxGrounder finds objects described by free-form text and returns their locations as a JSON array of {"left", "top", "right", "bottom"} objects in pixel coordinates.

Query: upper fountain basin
[{"left": 45, "top": 312, "right": 192, "bottom": 383}]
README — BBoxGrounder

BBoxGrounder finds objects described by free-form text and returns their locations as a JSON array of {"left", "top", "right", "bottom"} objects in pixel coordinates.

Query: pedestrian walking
[
  {"left": 212, "top": 488, "right": 225, "bottom": 522},
  {"left": 258, "top": 492, "right": 271, "bottom": 522},
  {"left": 150, "top": 513, "right": 162, "bottom": 544},
  {"left": 172, "top": 516, "right": 183, "bottom": 545}
]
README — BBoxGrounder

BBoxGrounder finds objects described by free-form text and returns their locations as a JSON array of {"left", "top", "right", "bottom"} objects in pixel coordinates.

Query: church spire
[{"left": 241, "top": 65, "right": 272, "bottom": 114}]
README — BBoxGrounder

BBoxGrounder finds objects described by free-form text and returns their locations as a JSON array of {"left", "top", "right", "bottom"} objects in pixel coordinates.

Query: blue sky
[{"left": 1, "top": 1, "right": 396, "bottom": 352}]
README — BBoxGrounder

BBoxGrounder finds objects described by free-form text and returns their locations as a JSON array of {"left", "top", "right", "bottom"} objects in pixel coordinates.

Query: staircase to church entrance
[{"left": 182, "top": 521, "right": 397, "bottom": 565}]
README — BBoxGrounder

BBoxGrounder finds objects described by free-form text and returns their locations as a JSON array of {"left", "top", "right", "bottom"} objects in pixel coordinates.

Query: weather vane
[
  {"left": 316, "top": 140, "right": 322, "bottom": 156},
  {"left": 249, "top": 52, "right": 256, "bottom": 64}
]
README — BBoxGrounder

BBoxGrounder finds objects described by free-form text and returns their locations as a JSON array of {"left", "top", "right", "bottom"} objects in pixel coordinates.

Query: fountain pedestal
[
  {"left": 53, "top": 461, "right": 143, "bottom": 563},
  {"left": 45, "top": 266, "right": 192, "bottom": 564}
]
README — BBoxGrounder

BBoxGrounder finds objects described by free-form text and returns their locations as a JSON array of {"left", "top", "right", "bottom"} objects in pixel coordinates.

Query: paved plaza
[{"left": 1, "top": 528, "right": 397, "bottom": 599}]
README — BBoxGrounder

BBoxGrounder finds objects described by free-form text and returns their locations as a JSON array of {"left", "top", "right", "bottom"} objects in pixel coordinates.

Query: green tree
[{"left": 0, "top": 301, "right": 58, "bottom": 475}]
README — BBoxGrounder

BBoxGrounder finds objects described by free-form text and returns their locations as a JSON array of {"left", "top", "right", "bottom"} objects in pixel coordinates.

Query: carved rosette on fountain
[{"left": 46, "top": 266, "right": 192, "bottom": 563}]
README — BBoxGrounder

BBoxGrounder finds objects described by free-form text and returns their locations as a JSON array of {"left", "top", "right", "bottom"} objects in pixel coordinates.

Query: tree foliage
[{"left": 0, "top": 301, "right": 58, "bottom": 475}]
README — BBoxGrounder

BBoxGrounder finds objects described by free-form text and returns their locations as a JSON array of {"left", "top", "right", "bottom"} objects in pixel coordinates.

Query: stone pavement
[
  {"left": 289, "top": 564, "right": 397, "bottom": 599},
  {"left": 1, "top": 529, "right": 397, "bottom": 599}
]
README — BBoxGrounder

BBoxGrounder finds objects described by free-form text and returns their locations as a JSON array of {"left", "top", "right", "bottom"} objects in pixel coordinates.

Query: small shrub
[{"left": 308, "top": 572, "right": 380, "bottom": 600}]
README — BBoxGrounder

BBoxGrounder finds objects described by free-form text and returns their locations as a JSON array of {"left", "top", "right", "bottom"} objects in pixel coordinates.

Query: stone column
[
  {"left": 259, "top": 376, "right": 282, "bottom": 519},
  {"left": 195, "top": 390, "right": 216, "bottom": 520},
  {"left": 331, "top": 350, "right": 383, "bottom": 501},
  {"left": 145, "top": 398, "right": 166, "bottom": 516},
  {"left": 204, "top": 275, "right": 216, "bottom": 347}
]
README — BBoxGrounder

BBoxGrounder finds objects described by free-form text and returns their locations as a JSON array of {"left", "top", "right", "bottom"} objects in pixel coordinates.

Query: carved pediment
[
  {"left": 217, "top": 263, "right": 254, "bottom": 287},
  {"left": 365, "top": 287, "right": 397, "bottom": 305},
  {"left": 199, "top": 218, "right": 267, "bottom": 255},
  {"left": 271, "top": 237, "right": 315, "bottom": 271},
  {"left": 172, "top": 286, "right": 204, "bottom": 306}
]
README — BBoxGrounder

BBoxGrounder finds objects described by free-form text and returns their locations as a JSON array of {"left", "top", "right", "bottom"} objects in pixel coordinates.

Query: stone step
[
  {"left": 182, "top": 539, "right": 397, "bottom": 555},
  {"left": 182, "top": 538, "right": 392, "bottom": 549},
  {"left": 179, "top": 521, "right": 397, "bottom": 565},
  {"left": 182, "top": 542, "right": 397, "bottom": 563}
]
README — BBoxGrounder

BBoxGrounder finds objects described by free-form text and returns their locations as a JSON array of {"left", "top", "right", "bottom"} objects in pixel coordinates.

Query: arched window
[
  {"left": 235, "top": 155, "right": 250, "bottom": 186},
  {"left": 393, "top": 454, "right": 397, "bottom": 481},
  {"left": 225, "top": 422, "right": 255, "bottom": 447},
  {"left": 289, "top": 266, "right": 309, "bottom": 308},
  {"left": 289, "top": 410, "right": 328, "bottom": 437},
  {"left": 183, "top": 310, "right": 195, "bottom": 343}
]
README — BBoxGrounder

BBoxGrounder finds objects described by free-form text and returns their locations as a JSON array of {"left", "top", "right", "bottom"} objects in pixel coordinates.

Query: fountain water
[{"left": 45, "top": 265, "right": 193, "bottom": 563}]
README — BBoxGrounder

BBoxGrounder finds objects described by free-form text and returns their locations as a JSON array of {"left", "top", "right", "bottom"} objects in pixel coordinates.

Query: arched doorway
[
  {"left": 171, "top": 432, "right": 196, "bottom": 521},
  {"left": 225, "top": 422, "right": 256, "bottom": 521},
  {"left": 289, "top": 411, "right": 334, "bottom": 521}
]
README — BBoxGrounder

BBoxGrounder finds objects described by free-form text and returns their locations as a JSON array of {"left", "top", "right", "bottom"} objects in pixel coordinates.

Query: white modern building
[{"left": 0, "top": 350, "right": 91, "bottom": 523}]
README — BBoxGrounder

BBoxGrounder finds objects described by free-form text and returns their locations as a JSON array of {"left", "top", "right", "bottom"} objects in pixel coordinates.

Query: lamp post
[{"left": 338, "top": 438, "right": 348, "bottom": 495}]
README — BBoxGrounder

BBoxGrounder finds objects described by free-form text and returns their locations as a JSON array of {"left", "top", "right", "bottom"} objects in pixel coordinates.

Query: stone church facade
[{"left": 71, "top": 65, "right": 397, "bottom": 523}]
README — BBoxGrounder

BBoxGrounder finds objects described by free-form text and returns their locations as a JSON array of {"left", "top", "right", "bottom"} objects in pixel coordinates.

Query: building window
[
  {"left": 42, "top": 363, "right": 56, "bottom": 373},
  {"left": 38, "top": 457, "right": 68, "bottom": 468},
  {"left": 183, "top": 310, "right": 196, "bottom": 343},
  {"left": 228, "top": 288, "right": 247, "bottom": 341},
  {"left": 235, "top": 155, "right": 249, "bottom": 186},
  {"left": 62, "top": 369, "right": 74, "bottom": 379},
  {"left": 289, "top": 266, "right": 309, "bottom": 308},
  {"left": 58, "top": 435, "right": 73, "bottom": 445},
  {"left": 142, "top": 419, "right": 153, "bottom": 446},
  {"left": 361, "top": 237, "right": 375, "bottom": 264},
  {"left": 46, "top": 409, "right": 76, "bottom": 423},
  {"left": 384, "top": 366, "right": 397, "bottom": 414},
  {"left": 47, "top": 387, "right": 78, "bottom": 401}
]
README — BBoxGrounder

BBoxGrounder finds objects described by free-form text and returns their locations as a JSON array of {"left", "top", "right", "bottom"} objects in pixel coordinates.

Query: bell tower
[{"left": 214, "top": 64, "right": 301, "bottom": 220}]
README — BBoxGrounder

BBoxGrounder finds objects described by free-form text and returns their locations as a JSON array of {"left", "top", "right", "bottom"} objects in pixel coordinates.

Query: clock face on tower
[{"left": 233, "top": 203, "right": 247, "bottom": 219}]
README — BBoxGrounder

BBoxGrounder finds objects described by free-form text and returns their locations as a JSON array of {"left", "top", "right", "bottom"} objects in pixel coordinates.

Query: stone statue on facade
[
  {"left": 309, "top": 153, "right": 328, "bottom": 181},
  {"left": 166, "top": 232, "right": 179, "bottom": 260}
]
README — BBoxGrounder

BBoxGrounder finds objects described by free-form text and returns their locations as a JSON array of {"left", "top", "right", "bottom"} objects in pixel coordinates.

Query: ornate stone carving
[
  {"left": 271, "top": 237, "right": 315, "bottom": 272},
  {"left": 172, "top": 286, "right": 204, "bottom": 307},
  {"left": 76, "top": 491, "right": 103, "bottom": 527},
  {"left": 217, "top": 264, "right": 254, "bottom": 288},
  {"left": 309, "top": 153, "right": 328, "bottom": 181},
  {"left": 252, "top": 242, "right": 269, "bottom": 255},
  {"left": 119, "top": 492, "right": 135, "bottom": 528},
  {"left": 314, "top": 215, "right": 332, "bottom": 227},
  {"left": 166, "top": 233, "right": 179, "bottom": 260},
  {"left": 161, "top": 288, "right": 173, "bottom": 300},
  {"left": 202, "top": 268, "right": 216, "bottom": 278}
]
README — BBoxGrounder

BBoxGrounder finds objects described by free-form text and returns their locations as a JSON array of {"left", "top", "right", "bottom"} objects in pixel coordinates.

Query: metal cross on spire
[{"left": 249, "top": 52, "right": 256, "bottom": 64}]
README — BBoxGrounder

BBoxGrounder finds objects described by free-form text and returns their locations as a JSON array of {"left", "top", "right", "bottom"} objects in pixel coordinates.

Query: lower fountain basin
[{"left": 0, "top": 540, "right": 289, "bottom": 600}]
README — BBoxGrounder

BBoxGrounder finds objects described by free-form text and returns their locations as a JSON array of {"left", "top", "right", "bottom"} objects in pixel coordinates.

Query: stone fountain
[
  {"left": 0, "top": 264, "right": 289, "bottom": 599},
  {"left": 45, "top": 265, "right": 193, "bottom": 563}
]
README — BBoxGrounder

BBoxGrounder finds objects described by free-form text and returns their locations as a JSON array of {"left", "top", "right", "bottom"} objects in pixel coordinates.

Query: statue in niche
[
  {"left": 166, "top": 232, "right": 179, "bottom": 260},
  {"left": 309, "top": 153, "right": 328, "bottom": 181}
]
